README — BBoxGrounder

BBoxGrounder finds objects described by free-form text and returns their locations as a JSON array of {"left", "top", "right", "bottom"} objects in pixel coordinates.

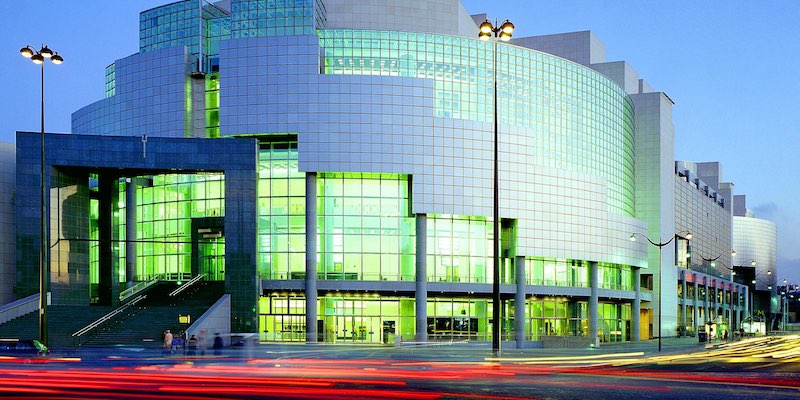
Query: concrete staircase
[
  {"left": 0, "top": 312, "right": 38, "bottom": 340},
  {"left": 77, "top": 281, "right": 225, "bottom": 348}
]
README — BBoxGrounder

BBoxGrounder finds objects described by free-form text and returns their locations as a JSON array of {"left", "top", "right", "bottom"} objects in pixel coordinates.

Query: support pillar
[
  {"left": 415, "top": 214, "right": 427, "bottom": 342},
  {"left": 515, "top": 255, "right": 525, "bottom": 348},
  {"left": 632, "top": 267, "right": 641, "bottom": 341},
  {"left": 305, "top": 173, "right": 318, "bottom": 343},
  {"left": 681, "top": 275, "right": 687, "bottom": 337},
  {"left": 125, "top": 179, "right": 137, "bottom": 287},
  {"left": 704, "top": 283, "right": 710, "bottom": 325},
  {"left": 744, "top": 285, "right": 749, "bottom": 323},
  {"left": 98, "top": 174, "right": 120, "bottom": 306},
  {"left": 589, "top": 261, "right": 599, "bottom": 347},
  {"left": 692, "top": 281, "right": 698, "bottom": 336},
  {"left": 731, "top": 289, "right": 736, "bottom": 330},
  {"left": 711, "top": 283, "right": 717, "bottom": 323}
]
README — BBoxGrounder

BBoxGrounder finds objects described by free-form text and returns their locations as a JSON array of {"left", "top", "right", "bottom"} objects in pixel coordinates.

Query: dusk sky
[{"left": 3, "top": 1, "right": 798, "bottom": 283}]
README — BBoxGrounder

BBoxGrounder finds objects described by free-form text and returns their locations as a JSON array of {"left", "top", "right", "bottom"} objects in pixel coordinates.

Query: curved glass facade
[
  {"left": 319, "top": 29, "right": 635, "bottom": 216},
  {"left": 733, "top": 216, "right": 778, "bottom": 291}
]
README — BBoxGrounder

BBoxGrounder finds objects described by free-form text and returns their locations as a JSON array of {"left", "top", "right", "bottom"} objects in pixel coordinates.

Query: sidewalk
[{"left": 57, "top": 336, "right": 728, "bottom": 365}]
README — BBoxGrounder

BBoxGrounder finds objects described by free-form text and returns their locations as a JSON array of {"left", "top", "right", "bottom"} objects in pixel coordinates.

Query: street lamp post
[
  {"left": 699, "top": 250, "right": 738, "bottom": 337},
  {"left": 478, "top": 18, "right": 514, "bottom": 358},
  {"left": 712, "top": 259, "right": 755, "bottom": 335},
  {"left": 781, "top": 279, "right": 789, "bottom": 332},
  {"left": 700, "top": 249, "right": 737, "bottom": 278},
  {"left": 630, "top": 230, "right": 692, "bottom": 352},
  {"left": 20, "top": 45, "right": 63, "bottom": 347},
  {"left": 751, "top": 269, "right": 775, "bottom": 334}
]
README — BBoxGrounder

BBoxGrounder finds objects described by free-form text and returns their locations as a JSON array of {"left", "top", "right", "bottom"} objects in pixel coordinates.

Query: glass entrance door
[
  {"left": 333, "top": 316, "right": 381, "bottom": 343},
  {"left": 198, "top": 234, "right": 225, "bottom": 281},
  {"left": 261, "top": 314, "right": 305, "bottom": 341}
]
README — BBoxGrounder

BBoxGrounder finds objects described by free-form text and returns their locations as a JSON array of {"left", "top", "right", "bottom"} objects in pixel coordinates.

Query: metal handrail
[
  {"left": 169, "top": 274, "right": 206, "bottom": 297},
  {"left": 72, "top": 295, "right": 146, "bottom": 338},
  {"left": 119, "top": 277, "right": 159, "bottom": 303}
]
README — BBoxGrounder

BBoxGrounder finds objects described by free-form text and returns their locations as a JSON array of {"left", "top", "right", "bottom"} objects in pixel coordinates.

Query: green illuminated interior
[
  {"left": 205, "top": 72, "right": 220, "bottom": 138},
  {"left": 89, "top": 198, "right": 99, "bottom": 301},
  {"left": 258, "top": 142, "right": 306, "bottom": 280},
  {"left": 318, "top": 173, "right": 415, "bottom": 281},
  {"left": 256, "top": 294, "right": 631, "bottom": 343},
  {"left": 427, "top": 215, "right": 493, "bottom": 283},
  {"left": 528, "top": 299, "right": 629, "bottom": 342},
  {"left": 115, "top": 173, "right": 226, "bottom": 281}
]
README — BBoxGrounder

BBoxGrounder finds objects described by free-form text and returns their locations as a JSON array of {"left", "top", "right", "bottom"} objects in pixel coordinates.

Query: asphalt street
[{"left": 0, "top": 335, "right": 797, "bottom": 399}]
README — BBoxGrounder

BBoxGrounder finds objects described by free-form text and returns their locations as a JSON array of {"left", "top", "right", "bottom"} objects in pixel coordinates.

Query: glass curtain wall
[
  {"left": 527, "top": 299, "right": 630, "bottom": 342},
  {"left": 319, "top": 29, "right": 635, "bottom": 217},
  {"left": 426, "top": 298, "right": 492, "bottom": 341},
  {"left": 427, "top": 215, "right": 493, "bottom": 283},
  {"left": 599, "top": 303, "right": 630, "bottom": 342},
  {"left": 257, "top": 141, "right": 306, "bottom": 280},
  {"left": 116, "top": 173, "right": 225, "bottom": 281},
  {"left": 230, "top": 0, "right": 317, "bottom": 38},
  {"left": 598, "top": 263, "right": 633, "bottom": 290},
  {"left": 321, "top": 296, "right": 415, "bottom": 343},
  {"left": 205, "top": 73, "right": 221, "bottom": 138},
  {"left": 259, "top": 294, "right": 307, "bottom": 341},
  {"left": 525, "top": 258, "right": 637, "bottom": 290},
  {"left": 259, "top": 295, "right": 416, "bottom": 343},
  {"left": 88, "top": 178, "right": 127, "bottom": 302},
  {"left": 528, "top": 298, "right": 586, "bottom": 340},
  {"left": 89, "top": 199, "right": 100, "bottom": 302},
  {"left": 525, "top": 258, "right": 589, "bottom": 287},
  {"left": 317, "top": 173, "right": 415, "bottom": 281}
]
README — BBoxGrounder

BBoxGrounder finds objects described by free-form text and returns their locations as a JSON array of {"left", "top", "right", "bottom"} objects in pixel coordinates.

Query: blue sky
[{"left": 3, "top": 1, "right": 798, "bottom": 283}]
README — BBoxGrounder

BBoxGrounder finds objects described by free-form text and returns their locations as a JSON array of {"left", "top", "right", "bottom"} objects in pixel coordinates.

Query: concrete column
[
  {"left": 305, "top": 173, "right": 318, "bottom": 343},
  {"left": 692, "top": 281, "right": 698, "bottom": 335},
  {"left": 125, "top": 179, "right": 137, "bottom": 287},
  {"left": 681, "top": 275, "right": 687, "bottom": 337},
  {"left": 589, "top": 261, "right": 599, "bottom": 347},
  {"left": 724, "top": 288, "right": 730, "bottom": 328},
  {"left": 741, "top": 286, "right": 747, "bottom": 327},
  {"left": 632, "top": 267, "right": 641, "bottom": 341},
  {"left": 711, "top": 283, "right": 717, "bottom": 322},
  {"left": 415, "top": 213, "right": 427, "bottom": 342},
  {"left": 704, "top": 283, "right": 710, "bottom": 325},
  {"left": 731, "top": 289, "right": 736, "bottom": 330},
  {"left": 515, "top": 255, "right": 526, "bottom": 348},
  {"left": 98, "top": 174, "right": 120, "bottom": 306}
]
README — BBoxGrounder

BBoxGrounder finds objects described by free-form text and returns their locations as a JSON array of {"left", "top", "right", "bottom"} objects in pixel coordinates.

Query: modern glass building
[
  {"left": 732, "top": 195, "right": 779, "bottom": 331},
  {"left": 6, "top": 0, "right": 761, "bottom": 347}
]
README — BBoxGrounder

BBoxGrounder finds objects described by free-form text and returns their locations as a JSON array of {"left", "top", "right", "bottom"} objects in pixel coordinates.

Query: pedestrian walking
[
  {"left": 213, "top": 333, "right": 223, "bottom": 355},
  {"left": 163, "top": 329, "right": 174, "bottom": 355},
  {"left": 187, "top": 335, "right": 198, "bottom": 356},
  {"left": 198, "top": 329, "right": 207, "bottom": 356}
]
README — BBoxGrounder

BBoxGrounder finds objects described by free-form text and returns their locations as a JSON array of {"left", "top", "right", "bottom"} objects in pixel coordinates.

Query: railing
[
  {"left": 137, "top": 272, "right": 193, "bottom": 282},
  {"left": 72, "top": 295, "right": 146, "bottom": 347},
  {"left": 169, "top": 274, "right": 205, "bottom": 297},
  {"left": 119, "top": 277, "right": 159, "bottom": 303},
  {"left": 0, "top": 294, "right": 42, "bottom": 325}
]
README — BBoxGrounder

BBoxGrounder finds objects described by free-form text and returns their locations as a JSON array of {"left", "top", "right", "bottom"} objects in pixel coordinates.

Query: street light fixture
[
  {"left": 699, "top": 249, "right": 737, "bottom": 280},
  {"left": 478, "top": 18, "right": 514, "bottom": 357},
  {"left": 20, "top": 44, "right": 63, "bottom": 347},
  {"left": 629, "top": 230, "right": 692, "bottom": 352}
]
